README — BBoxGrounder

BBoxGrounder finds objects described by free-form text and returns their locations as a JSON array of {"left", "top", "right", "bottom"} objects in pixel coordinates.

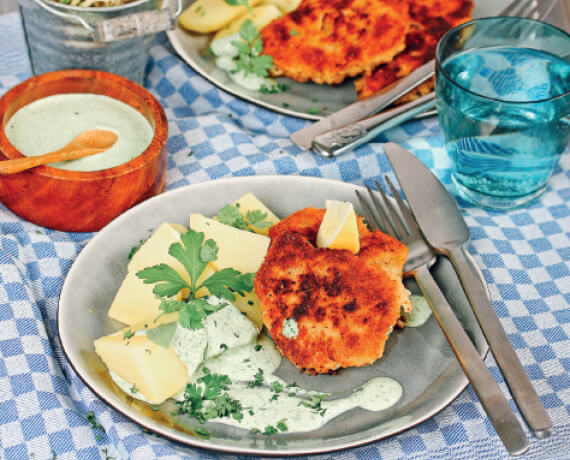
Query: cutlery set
[
  {"left": 290, "top": 0, "right": 559, "bottom": 157},
  {"left": 355, "top": 143, "right": 552, "bottom": 456}
]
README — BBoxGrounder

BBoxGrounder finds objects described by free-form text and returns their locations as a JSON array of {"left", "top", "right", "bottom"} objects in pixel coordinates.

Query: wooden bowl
[{"left": 0, "top": 70, "right": 168, "bottom": 232}]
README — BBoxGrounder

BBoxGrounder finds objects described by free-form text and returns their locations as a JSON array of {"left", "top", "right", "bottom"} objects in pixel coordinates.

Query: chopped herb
[
  {"left": 224, "top": 0, "right": 253, "bottom": 13},
  {"left": 128, "top": 239, "right": 147, "bottom": 260},
  {"left": 188, "top": 150, "right": 194, "bottom": 157},
  {"left": 254, "top": 344, "right": 262, "bottom": 351},
  {"left": 250, "top": 427, "right": 261, "bottom": 434},
  {"left": 194, "top": 426, "right": 210, "bottom": 436},
  {"left": 220, "top": 343, "right": 228, "bottom": 351},
  {"left": 217, "top": 204, "right": 249, "bottom": 231},
  {"left": 263, "top": 425, "right": 278, "bottom": 435},
  {"left": 290, "top": 29, "right": 299, "bottom": 36},
  {"left": 231, "top": 20, "right": 273, "bottom": 78},
  {"left": 249, "top": 409, "right": 254, "bottom": 415},
  {"left": 95, "top": 434, "right": 103, "bottom": 441},
  {"left": 282, "top": 102, "right": 290, "bottom": 108},
  {"left": 245, "top": 210, "right": 272, "bottom": 230},
  {"left": 248, "top": 368, "right": 264, "bottom": 388},
  {"left": 86, "top": 411, "right": 105, "bottom": 432},
  {"left": 35, "top": 230, "right": 42, "bottom": 235},
  {"left": 286, "top": 382, "right": 297, "bottom": 388},
  {"left": 259, "top": 83, "right": 290, "bottom": 94},
  {"left": 307, "top": 107, "right": 320, "bottom": 115},
  {"left": 248, "top": 300, "right": 254, "bottom": 306},
  {"left": 311, "top": 98, "right": 318, "bottom": 103},
  {"left": 271, "top": 381, "right": 283, "bottom": 393},
  {"left": 123, "top": 329, "right": 134, "bottom": 340},
  {"left": 151, "top": 405, "right": 160, "bottom": 411},
  {"left": 271, "top": 394, "right": 279, "bottom": 401},
  {"left": 101, "top": 448, "right": 115, "bottom": 460},
  {"left": 130, "top": 385, "right": 138, "bottom": 394},
  {"left": 243, "top": 358, "right": 250, "bottom": 363},
  {"left": 216, "top": 205, "right": 272, "bottom": 232},
  {"left": 176, "top": 369, "right": 242, "bottom": 423},
  {"left": 276, "top": 418, "right": 288, "bottom": 432},
  {"left": 299, "top": 394, "right": 328, "bottom": 416}
]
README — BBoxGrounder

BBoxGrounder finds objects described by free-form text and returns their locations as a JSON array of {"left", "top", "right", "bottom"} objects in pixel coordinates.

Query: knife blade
[
  {"left": 290, "top": 60, "right": 434, "bottom": 150},
  {"left": 383, "top": 142, "right": 553, "bottom": 439}
]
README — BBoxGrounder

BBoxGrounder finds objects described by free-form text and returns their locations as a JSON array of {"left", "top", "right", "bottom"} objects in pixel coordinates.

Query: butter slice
[
  {"left": 190, "top": 214, "right": 270, "bottom": 274},
  {"left": 233, "top": 192, "right": 280, "bottom": 236},
  {"left": 94, "top": 331, "right": 188, "bottom": 405}
]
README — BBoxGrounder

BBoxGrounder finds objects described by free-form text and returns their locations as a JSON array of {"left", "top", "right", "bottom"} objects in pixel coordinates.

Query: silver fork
[
  {"left": 308, "top": 0, "right": 559, "bottom": 157},
  {"left": 355, "top": 178, "right": 529, "bottom": 457}
]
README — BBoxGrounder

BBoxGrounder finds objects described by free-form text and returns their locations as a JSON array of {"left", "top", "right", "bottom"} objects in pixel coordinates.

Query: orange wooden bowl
[{"left": 0, "top": 70, "right": 168, "bottom": 232}]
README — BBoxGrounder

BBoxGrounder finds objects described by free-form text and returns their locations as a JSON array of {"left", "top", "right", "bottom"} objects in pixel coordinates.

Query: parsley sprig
[
  {"left": 136, "top": 229, "right": 254, "bottom": 302},
  {"left": 231, "top": 20, "right": 273, "bottom": 78},
  {"left": 176, "top": 368, "right": 243, "bottom": 424},
  {"left": 216, "top": 205, "right": 272, "bottom": 232}
]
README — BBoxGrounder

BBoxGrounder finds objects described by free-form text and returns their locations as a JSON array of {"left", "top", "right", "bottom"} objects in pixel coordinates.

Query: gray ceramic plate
[
  {"left": 166, "top": 0, "right": 511, "bottom": 120},
  {"left": 58, "top": 175, "right": 488, "bottom": 456}
]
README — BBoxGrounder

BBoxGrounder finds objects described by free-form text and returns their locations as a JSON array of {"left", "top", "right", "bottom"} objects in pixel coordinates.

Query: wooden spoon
[{"left": 0, "top": 129, "right": 118, "bottom": 174}]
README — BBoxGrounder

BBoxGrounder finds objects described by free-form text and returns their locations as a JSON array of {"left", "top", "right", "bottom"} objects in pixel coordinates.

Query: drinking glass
[{"left": 436, "top": 17, "right": 570, "bottom": 210}]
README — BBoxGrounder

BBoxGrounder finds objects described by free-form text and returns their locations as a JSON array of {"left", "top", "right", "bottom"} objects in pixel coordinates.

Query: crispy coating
[
  {"left": 260, "top": 0, "right": 410, "bottom": 85},
  {"left": 255, "top": 208, "right": 410, "bottom": 374},
  {"left": 355, "top": 0, "right": 473, "bottom": 100}
]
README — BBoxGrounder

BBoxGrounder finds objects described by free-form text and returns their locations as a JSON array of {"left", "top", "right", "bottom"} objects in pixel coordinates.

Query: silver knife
[
  {"left": 290, "top": 60, "right": 434, "bottom": 150},
  {"left": 383, "top": 143, "right": 553, "bottom": 439}
]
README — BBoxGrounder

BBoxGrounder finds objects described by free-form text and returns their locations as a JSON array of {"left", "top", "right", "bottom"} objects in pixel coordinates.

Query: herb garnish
[
  {"left": 123, "top": 329, "right": 134, "bottom": 340},
  {"left": 248, "top": 368, "right": 264, "bottom": 388},
  {"left": 176, "top": 368, "right": 243, "bottom": 424},
  {"left": 231, "top": 20, "right": 273, "bottom": 78},
  {"left": 299, "top": 394, "right": 328, "bottom": 416},
  {"left": 259, "top": 83, "right": 290, "bottom": 94},
  {"left": 137, "top": 229, "right": 254, "bottom": 301},
  {"left": 216, "top": 204, "right": 272, "bottom": 232},
  {"left": 224, "top": 0, "right": 253, "bottom": 13},
  {"left": 128, "top": 239, "right": 147, "bottom": 260},
  {"left": 271, "top": 381, "right": 283, "bottom": 393}
]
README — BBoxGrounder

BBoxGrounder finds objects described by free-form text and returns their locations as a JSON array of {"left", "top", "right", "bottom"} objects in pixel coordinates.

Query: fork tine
[
  {"left": 500, "top": 0, "right": 531, "bottom": 17},
  {"left": 384, "top": 175, "right": 421, "bottom": 235},
  {"left": 354, "top": 190, "right": 380, "bottom": 232},
  {"left": 365, "top": 185, "right": 395, "bottom": 235},
  {"left": 374, "top": 180, "right": 408, "bottom": 240},
  {"left": 537, "top": 0, "right": 557, "bottom": 21}
]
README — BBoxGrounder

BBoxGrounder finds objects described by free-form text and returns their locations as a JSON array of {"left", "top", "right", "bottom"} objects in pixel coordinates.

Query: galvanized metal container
[{"left": 18, "top": 0, "right": 177, "bottom": 84}]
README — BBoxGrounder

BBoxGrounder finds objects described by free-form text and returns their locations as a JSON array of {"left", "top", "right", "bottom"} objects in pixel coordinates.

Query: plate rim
[{"left": 58, "top": 174, "right": 489, "bottom": 456}]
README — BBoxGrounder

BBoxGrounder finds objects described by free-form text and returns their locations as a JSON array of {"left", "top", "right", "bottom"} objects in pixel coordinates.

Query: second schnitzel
[
  {"left": 260, "top": 0, "right": 411, "bottom": 85},
  {"left": 355, "top": 0, "right": 473, "bottom": 100},
  {"left": 255, "top": 207, "right": 411, "bottom": 374}
]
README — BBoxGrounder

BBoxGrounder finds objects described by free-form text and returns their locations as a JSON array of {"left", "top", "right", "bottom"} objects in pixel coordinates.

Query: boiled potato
[
  {"left": 179, "top": 0, "right": 263, "bottom": 34},
  {"left": 260, "top": 0, "right": 302, "bottom": 13},
  {"left": 213, "top": 4, "right": 282, "bottom": 41}
]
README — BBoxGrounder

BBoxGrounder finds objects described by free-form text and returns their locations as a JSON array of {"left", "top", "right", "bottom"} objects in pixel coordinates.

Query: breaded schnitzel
[
  {"left": 355, "top": 0, "right": 473, "bottom": 100},
  {"left": 260, "top": 0, "right": 411, "bottom": 85},
  {"left": 255, "top": 208, "right": 411, "bottom": 374}
]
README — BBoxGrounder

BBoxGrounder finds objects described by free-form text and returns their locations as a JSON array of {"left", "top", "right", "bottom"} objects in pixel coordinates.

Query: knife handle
[
  {"left": 414, "top": 264, "right": 529, "bottom": 456},
  {"left": 446, "top": 245, "right": 553, "bottom": 438}
]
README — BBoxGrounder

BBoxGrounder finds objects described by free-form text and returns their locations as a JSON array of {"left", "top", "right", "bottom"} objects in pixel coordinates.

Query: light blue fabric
[{"left": 0, "top": 12, "right": 569, "bottom": 460}]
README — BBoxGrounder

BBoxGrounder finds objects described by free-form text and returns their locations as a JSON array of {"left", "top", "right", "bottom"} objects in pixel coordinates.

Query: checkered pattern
[{"left": 1, "top": 13, "right": 569, "bottom": 460}]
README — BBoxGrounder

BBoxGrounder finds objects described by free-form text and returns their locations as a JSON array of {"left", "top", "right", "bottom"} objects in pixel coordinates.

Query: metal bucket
[{"left": 17, "top": 0, "right": 180, "bottom": 84}]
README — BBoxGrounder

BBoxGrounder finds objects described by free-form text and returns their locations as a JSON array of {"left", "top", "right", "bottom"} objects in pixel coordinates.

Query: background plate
[
  {"left": 58, "top": 175, "right": 488, "bottom": 456},
  {"left": 166, "top": 0, "right": 512, "bottom": 120}
]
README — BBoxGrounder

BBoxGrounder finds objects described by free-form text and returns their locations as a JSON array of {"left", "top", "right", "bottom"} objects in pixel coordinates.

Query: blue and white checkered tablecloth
[{"left": 0, "top": 11, "right": 569, "bottom": 460}]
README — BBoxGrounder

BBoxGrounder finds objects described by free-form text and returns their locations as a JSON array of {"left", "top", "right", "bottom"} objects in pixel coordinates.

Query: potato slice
[
  {"left": 179, "top": 0, "right": 263, "bottom": 34},
  {"left": 260, "top": 0, "right": 302, "bottom": 13}
]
